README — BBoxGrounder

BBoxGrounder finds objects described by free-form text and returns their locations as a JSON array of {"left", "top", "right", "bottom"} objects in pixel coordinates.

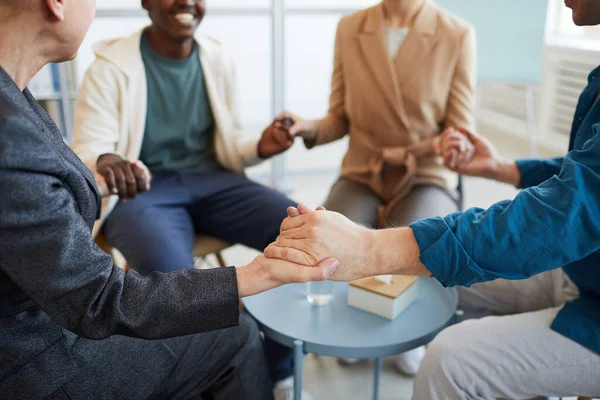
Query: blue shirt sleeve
[
  {"left": 515, "top": 157, "right": 564, "bottom": 188},
  {"left": 410, "top": 125, "right": 600, "bottom": 287}
]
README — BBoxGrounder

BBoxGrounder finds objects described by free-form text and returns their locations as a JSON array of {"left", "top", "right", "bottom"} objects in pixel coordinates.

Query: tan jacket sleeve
[
  {"left": 305, "top": 19, "right": 350, "bottom": 149},
  {"left": 444, "top": 26, "right": 477, "bottom": 131},
  {"left": 410, "top": 25, "right": 477, "bottom": 157}
]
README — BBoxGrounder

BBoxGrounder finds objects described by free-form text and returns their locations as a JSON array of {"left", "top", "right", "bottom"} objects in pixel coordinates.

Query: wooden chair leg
[{"left": 215, "top": 251, "right": 227, "bottom": 268}]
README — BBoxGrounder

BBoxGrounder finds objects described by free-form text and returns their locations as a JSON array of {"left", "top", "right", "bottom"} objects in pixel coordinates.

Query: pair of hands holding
[
  {"left": 242, "top": 127, "right": 506, "bottom": 297},
  {"left": 434, "top": 126, "right": 500, "bottom": 177},
  {"left": 259, "top": 111, "right": 324, "bottom": 157},
  {"left": 95, "top": 116, "right": 304, "bottom": 199},
  {"left": 280, "top": 112, "right": 501, "bottom": 179}
]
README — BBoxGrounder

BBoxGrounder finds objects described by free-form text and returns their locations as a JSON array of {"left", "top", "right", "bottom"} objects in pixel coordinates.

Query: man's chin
[
  {"left": 168, "top": 25, "right": 200, "bottom": 42},
  {"left": 171, "top": 33, "right": 196, "bottom": 44},
  {"left": 572, "top": 9, "right": 600, "bottom": 26}
]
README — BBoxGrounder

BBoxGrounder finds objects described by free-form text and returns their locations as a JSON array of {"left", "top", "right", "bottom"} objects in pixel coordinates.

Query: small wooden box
[{"left": 347, "top": 276, "right": 418, "bottom": 320}]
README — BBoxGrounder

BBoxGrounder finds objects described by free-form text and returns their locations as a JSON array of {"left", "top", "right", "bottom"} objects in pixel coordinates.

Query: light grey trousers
[
  {"left": 414, "top": 268, "right": 600, "bottom": 399},
  {"left": 324, "top": 178, "right": 459, "bottom": 228}
]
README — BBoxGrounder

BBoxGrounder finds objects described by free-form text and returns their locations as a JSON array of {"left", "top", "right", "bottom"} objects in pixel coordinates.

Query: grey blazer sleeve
[{"left": 0, "top": 116, "right": 240, "bottom": 340}]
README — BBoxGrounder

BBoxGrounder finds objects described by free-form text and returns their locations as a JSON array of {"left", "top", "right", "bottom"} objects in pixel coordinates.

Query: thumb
[
  {"left": 457, "top": 127, "right": 480, "bottom": 144},
  {"left": 289, "top": 124, "right": 303, "bottom": 137}
]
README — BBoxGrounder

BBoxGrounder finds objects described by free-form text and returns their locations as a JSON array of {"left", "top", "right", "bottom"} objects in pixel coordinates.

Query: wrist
[
  {"left": 236, "top": 262, "right": 277, "bottom": 298},
  {"left": 491, "top": 157, "right": 520, "bottom": 186},
  {"left": 369, "top": 229, "right": 399, "bottom": 276},
  {"left": 257, "top": 141, "right": 267, "bottom": 159},
  {"left": 371, "top": 227, "right": 430, "bottom": 276},
  {"left": 302, "top": 120, "right": 318, "bottom": 141},
  {"left": 236, "top": 265, "right": 257, "bottom": 298}
]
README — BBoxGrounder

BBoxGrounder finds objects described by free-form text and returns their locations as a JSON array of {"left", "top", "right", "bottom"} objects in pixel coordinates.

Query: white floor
[{"left": 209, "top": 133, "right": 559, "bottom": 400}]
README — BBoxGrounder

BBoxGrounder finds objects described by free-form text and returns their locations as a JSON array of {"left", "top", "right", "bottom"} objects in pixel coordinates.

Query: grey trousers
[
  {"left": 414, "top": 269, "right": 600, "bottom": 399},
  {"left": 52, "top": 312, "right": 273, "bottom": 400},
  {"left": 324, "top": 178, "right": 459, "bottom": 228}
]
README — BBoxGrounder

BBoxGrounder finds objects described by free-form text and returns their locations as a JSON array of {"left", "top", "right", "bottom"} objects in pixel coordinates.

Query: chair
[
  {"left": 95, "top": 233, "right": 232, "bottom": 270},
  {"left": 456, "top": 175, "right": 465, "bottom": 211}
]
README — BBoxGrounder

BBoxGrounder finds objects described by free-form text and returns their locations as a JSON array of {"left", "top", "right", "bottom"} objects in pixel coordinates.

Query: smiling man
[{"left": 71, "top": 0, "right": 301, "bottom": 398}]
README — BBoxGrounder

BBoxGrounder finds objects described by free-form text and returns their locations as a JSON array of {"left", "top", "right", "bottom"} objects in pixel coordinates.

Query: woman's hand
[
  {"left": 278, "top": 111, "right": 317, "bottom": 141},
  {"left": 434, "top": 127, "right": 476, "bottom": 170},
  {"left": 236, "top": 253, "right": 340, "bottom": 298}
]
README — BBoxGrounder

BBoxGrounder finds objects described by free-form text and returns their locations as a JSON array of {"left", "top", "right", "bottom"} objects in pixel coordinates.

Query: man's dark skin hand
[
  {"left": 258, "top": 116, "right": 295, "bottom": 159},
  {"left": 96, "top": 154, "right": 151, "bottom": 200}
]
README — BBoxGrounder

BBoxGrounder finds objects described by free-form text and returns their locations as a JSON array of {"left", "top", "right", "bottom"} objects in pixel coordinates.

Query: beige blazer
[
  {"left": 72, "top": 29, "right": 262, "bottom": 236},
  {"left": 308, "top": 1, "right": 476, "bottom": 216}
]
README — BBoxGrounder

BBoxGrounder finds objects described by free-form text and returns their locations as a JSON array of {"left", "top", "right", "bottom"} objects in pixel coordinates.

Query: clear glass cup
[{"left": 306, "top": 280, "right": 334, "bottom": 306}]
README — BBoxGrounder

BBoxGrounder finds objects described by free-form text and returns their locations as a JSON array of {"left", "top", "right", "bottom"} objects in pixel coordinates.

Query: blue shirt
[
  {"left": 139, "top": 34, "right": 219, "bottom": 174},
  {"left": 411, "top": 66, "right": 600, "bottom": 355}
]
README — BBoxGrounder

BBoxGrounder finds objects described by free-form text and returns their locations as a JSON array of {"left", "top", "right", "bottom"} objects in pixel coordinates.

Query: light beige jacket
[
  {"left": 308, "top": 1, "right": 476, "bottom": 218},
  {"left": 72, "top": 29, "right": 262, "bottom": 236}
]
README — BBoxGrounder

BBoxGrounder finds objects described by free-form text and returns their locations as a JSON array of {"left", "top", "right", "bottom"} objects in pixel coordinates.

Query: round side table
[{"left": 243, "top": 278, "right": 458, "bottom": 400}]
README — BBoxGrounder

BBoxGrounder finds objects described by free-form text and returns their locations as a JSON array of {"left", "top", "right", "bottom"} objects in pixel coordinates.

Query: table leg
[
  {"left": 293, "top": 340, "right": 304, "bottom": 400},
  {"left": 373, "top": 357, "right": 383, "bottom": 400}
]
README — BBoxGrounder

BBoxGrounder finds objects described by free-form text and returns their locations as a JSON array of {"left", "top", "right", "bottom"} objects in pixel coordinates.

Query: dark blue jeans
[{"left": 103, "top": 170, "right": 295, "bottom": 384}]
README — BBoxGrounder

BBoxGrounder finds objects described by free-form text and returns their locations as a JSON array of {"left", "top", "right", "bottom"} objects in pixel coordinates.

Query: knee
[
  {"left": 232, "top": 312, "right": 264, "bottom": 354},
  {"left": 418, "top": 322, "right": 476, "bottom": 384}
]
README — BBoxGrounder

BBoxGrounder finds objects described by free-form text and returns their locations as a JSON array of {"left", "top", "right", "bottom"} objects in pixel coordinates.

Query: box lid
[{"left": 350, "top": 275, "right": 418, "bottom": 299}]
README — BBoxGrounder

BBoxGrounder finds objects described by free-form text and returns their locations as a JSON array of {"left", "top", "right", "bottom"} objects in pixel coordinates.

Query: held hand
[
  {"left": 277, "top": 111, "right": 316, "bottom": 141},
  {"left": 434, "top": 127, "right": 475, "bottom": 170},
  {"left": 453, "top": 127, "right": 500, "bottom": 178},
  {"left": 258, "top": 119, "right": 294, "bottom": 159},
  {"left": 264, "top": 205, "right": 374, "bottom": 282},
  {"left": 236, "top": 254, "right": 340, "bottom": 298},
  {"left": 436, "top": 127, "right": 500, "bottom": 178},
  {"left": 96, "top": 154, "right": 152, "bottom": 201}
]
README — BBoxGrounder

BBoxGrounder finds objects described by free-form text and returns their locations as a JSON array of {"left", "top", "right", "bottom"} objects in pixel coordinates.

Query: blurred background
[{"left": 34, "top": 0, "right": 600, "bottom": 187}]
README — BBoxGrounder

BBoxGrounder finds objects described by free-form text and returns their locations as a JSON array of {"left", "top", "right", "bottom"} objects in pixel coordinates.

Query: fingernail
[{"left": 325, "top": 259, "right": 340, "bottom": 277}]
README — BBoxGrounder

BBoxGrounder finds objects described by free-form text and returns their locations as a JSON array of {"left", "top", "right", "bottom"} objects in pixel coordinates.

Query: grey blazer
[{"left": 0, "top": 67, "right": 240, "bottom": 399}]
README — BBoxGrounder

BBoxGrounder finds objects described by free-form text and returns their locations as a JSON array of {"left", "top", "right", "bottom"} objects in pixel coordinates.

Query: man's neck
[
  {"left": 145, "top": 26, "right": 194, "bottom": 60},
  {"left": 0, "top": 24, "right": 46, "bottom": 91},
  {"left": 383, "top": 0, "right": 426, "bottom": 28}
]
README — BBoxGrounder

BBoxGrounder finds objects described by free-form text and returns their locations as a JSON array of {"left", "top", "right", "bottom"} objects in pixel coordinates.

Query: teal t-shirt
[{"left": 139, "top": 34, "right": 219, "bottom": 173}]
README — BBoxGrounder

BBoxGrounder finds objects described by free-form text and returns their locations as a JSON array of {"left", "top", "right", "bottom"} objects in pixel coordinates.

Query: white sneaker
[
  {"left": 273, "top": 377, "right": 313, "bottom": 400},
  {"left": 337, "top": 357, "right": 361, "bottom": 366},
  {"left": 391, "top": 346, "right": 426, "bottom": 376}
]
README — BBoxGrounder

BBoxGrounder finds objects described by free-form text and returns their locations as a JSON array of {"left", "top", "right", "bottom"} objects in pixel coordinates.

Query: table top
[{"left": 243, "top": 278, "right": 458, "bottom": 358}]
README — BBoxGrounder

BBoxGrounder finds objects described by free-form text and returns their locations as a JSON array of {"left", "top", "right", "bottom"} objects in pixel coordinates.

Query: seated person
[
  {"left": 71, "top": 0, "right": 300, "bottom": 397},
  {"left": 0, "top": 1, "right": 337, "bottom": 399},
  {"left": 266, "top": 0, "right": 600, "bottom": 395},
  {"left": 283, "top": 0, "right": 476, "bottom": 374}
]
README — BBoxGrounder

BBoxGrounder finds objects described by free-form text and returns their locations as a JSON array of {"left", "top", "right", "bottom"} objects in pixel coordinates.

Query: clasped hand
[
  {"left": 262, "top": 126, "right": 498, "bottom": 281},
  {"left": 264, "top": 205, "right": 376, "bottom": 282}
]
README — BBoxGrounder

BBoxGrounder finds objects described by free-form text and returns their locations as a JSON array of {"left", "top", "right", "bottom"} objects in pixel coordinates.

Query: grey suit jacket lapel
[{"left": 0, "top": 67, "right": 101, "bottom": 220}]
